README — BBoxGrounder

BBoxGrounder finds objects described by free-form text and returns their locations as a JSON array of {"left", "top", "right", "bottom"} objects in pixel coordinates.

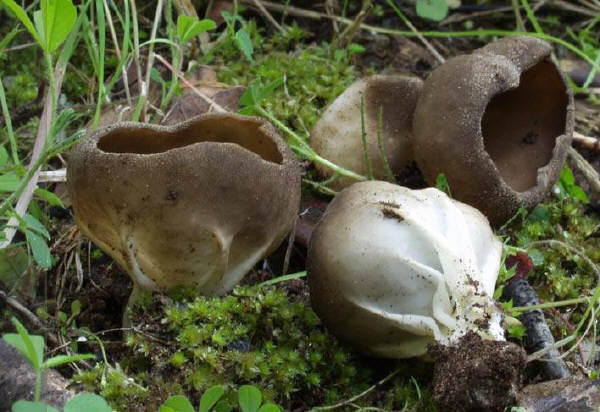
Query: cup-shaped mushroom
[
  {"left": 307, "top": 181, "right": 504, "bottom": 359},
  {"left": 67, "top": 113, "right": 301, "bottom": 295},
  {"left": 413, "top": 37, "right": 574, "bottom": 226},
  {"left": 310, "top": 75, "right": 423, "bottom": 188}
]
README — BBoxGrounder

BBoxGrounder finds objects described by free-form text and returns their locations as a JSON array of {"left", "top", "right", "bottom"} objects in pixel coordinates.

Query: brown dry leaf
[
  {"left": 162, "top": 65, "right": 245, "bottom": 125},
  {"left": 207, "top": 0, "right": 233, "bottom": 25}
]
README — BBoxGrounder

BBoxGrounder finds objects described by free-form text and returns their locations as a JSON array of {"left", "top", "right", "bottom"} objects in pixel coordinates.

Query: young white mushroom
[{"left": 307, "top": 181, "right": 504, "bottom": 359}]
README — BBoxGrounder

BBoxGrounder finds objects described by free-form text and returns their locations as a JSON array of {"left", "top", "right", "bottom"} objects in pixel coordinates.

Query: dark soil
[{"left": 430, "top": 332, "right": 527, "bottom": 412}]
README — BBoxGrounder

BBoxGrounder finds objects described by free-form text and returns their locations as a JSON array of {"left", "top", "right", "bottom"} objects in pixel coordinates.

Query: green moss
[
  {"left": 203, "top": 25, "right": 358, "bottom": 136},
  {"left": 504, "top": 196, "right": 600, "bottom": 304},
  {"left": 76, "top": 285, "right": 434, "bottom": 411}
]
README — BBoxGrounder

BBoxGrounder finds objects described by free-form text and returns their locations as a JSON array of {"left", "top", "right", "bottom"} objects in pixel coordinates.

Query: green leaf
[
  {"left": 257, "top": 404, "right": 281, "bottom": 412},
  {"left": 3, "top": 318, "right": 44, "bottom": 370},
  {"left": 559, "top": 166, "right": 575, "bottom": 186},
  {"left": 0, "top": 247, "right": 28, "bottom": 290},
  {"left": 12, "top": 400, "right": 60, "bottom": 412},
  {"left": 23, "top": 214, "right": 50, "bottom": 240},
  {"left": 0, "top": 0, "right": 41, "bottom": 45},
  {"left": 235, "top": 29, "right": 254, "bottom": 62},
  {"left": 42, "top": 353, "right": 94, "bottom": 369},
  {"left": 159, "top": 395, "right": 195, "bottom": 412},
  {"left": 257, "top": 78, "right": 282, "bottom": 102},
  {"left": 238, "top": 385, "right": 261, "bottom": 412},
  {"left": 34, "top": 188, "right": 65, "bottom": 208},
  {"left": 213, "top": 401, "right": 232, "bottom": 412},
  {"left": 0, "top": 146, "right": 8, "bottom": 165},
  {"left": 25, "top": 229, "right": 53, "bottom": 269},
  {"left": 528, "top": 205, "right": 549, "bottom": 222},
  {"left": 40, "top": 0, "right": 77, "bottom": 52},
  {"left": 568, "top": 185, "right": 590, "bottom": 203},
  {"left": 213, "top": 401, "right": 233, "bottom": 412},
  {"left": 199, "top": 385, "right": 225, "bottom": 412},
  {"left": 0, "top": 172, "right": 19, "bottom": 192},
  {"left": 527, "top": 248, "right": 545, "bottom": 266},
  {"left": 435, "top": 173, "right": 451, "bottom": 197},
  {"left": 63, "top": 393, "right": 112, "bottom": 412},
  {"left": 177, "top": 15, "right": 216, "bottom": 44},
  {"left": 416, "top": 0, "right": 448, "bottom": 21},
  {"left": 33, "top": 10, "right": 45, "bottom": 48},
  {"left": 71, "top": 299, "right": 81, "bottom": 316},
  {"left": 347, "top": 43, "right": 365, "bottom": 54}
]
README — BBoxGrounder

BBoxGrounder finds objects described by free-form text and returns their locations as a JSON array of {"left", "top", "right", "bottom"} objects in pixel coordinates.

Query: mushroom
[
  {"left": 307, "top": 181, "right": 504, "bottom": 359},
  {"left": 67, "top": 113, "right": 301, "bottom": 302},
  {"left": 413, "top": 36, "right": 574, "bottom": 226},
  {"left": 310, "top": 75, "right": 423, "bottom": 188}
]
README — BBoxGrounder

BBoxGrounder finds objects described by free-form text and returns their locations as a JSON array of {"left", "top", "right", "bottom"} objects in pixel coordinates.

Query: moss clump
[
  {"left": 504, "top": 196, "right": 600, "bottom": 311},
  {"left": 75, "top": 285, "right": 434, "bottom": 411},
  {"left": 203, "top": 23, "right": 358, "bottom": 135}
]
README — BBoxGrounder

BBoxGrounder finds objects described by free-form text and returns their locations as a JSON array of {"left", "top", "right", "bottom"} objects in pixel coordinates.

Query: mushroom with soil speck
[{"left": 307, "top": 181, "right": 527, "bottom": 410}]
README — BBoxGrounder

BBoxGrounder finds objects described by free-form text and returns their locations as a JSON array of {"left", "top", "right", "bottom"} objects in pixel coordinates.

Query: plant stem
[
  {"left": 512, "top": 296, "right": 590, "bottom": 312},
  {"left": 34, "top": 370, "right": 41, "bottom": 402},
  {"left": 45, "top": 52, "right": 56, "bottom": 136},
  {"left": 255, "top": 106, "right": 366, "bottom": 182},
  {"left": 0, "top": 76, "right": 20, "bottom": 165}
]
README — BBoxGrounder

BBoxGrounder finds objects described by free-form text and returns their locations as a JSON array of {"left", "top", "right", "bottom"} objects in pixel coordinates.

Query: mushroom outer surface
[
  {"left": 413, "top": 37, "right": 574, "bottom": 226},
  {"left": 67, "top": 113, "right": 301, "bottom": 295},
  {"left": 307, "top": 181, "right": 503, "bottom": 359},
  {"left": 310, "top": 75, "right": 423, "bottom": 188}
]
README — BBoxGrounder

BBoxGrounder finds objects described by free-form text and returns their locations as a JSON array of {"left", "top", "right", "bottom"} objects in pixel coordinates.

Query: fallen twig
[
  {"left": 0, "top": 289, "right": 59, "bottom": 347},
  {"left": 251, "top": 0, "right": 286, "bottom": 34},
  {"left": 573, "top": 131, "right": 600, "bottom": 151},
  {"left": 311, "top": 368, "right": 401, "bottom": 411},
  {"left": 568, "top": 146, "right": 600, "bottom": 193}
]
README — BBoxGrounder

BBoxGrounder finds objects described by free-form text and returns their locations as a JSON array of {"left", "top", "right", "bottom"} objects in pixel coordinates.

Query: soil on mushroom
[{"left": 430, "top": 333, "right": 527, "bottom": 412}]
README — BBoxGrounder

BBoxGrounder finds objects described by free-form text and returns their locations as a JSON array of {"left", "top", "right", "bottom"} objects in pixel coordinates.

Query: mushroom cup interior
[
  {"left": 481, "top": 61, "right": 568, "bottom": 192},
  {"left": 97, "top": 117, "right": 283, "bottom": 164}
]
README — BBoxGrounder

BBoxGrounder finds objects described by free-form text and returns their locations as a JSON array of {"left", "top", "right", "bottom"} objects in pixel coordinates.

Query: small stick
[
  {"left": 573, "top": 131, "right": 600, "bottom": 151},
  {"left": 0, "top": 289, "right": 59, "bottom": 347},
  {"left": 311, "top": 368, "right": 401, "bottom": 411},
  {"left": 251, "top": 0, "right": 287, "bottom": 34},
  {"left": 281, "top": 216, "right": 297, "bottom": 276},
  {"left": 331, "top": 0, "right": 372, "bottom": 50},
  {"left": 386, "top": 0, "right": 445, "bottom": 64},
  {"left": 568, "top": 146, "right": 600, "bottom": 193}
]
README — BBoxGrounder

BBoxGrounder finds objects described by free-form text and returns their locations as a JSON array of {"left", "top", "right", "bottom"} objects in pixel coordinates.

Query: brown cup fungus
[
  {"left": 413, "top": 37, "right": 574, "bottom": 226},
  {"left": 67, "top": 113, "right": 301, "bottom": 302},
  {"left": 310, "top": 75, "right": 423, "bottom": 188}
]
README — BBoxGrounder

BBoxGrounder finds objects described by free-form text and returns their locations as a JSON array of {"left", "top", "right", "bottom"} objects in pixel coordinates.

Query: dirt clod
[{"left": 430, "top": 332, "right": 527, "bottom": 412}]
